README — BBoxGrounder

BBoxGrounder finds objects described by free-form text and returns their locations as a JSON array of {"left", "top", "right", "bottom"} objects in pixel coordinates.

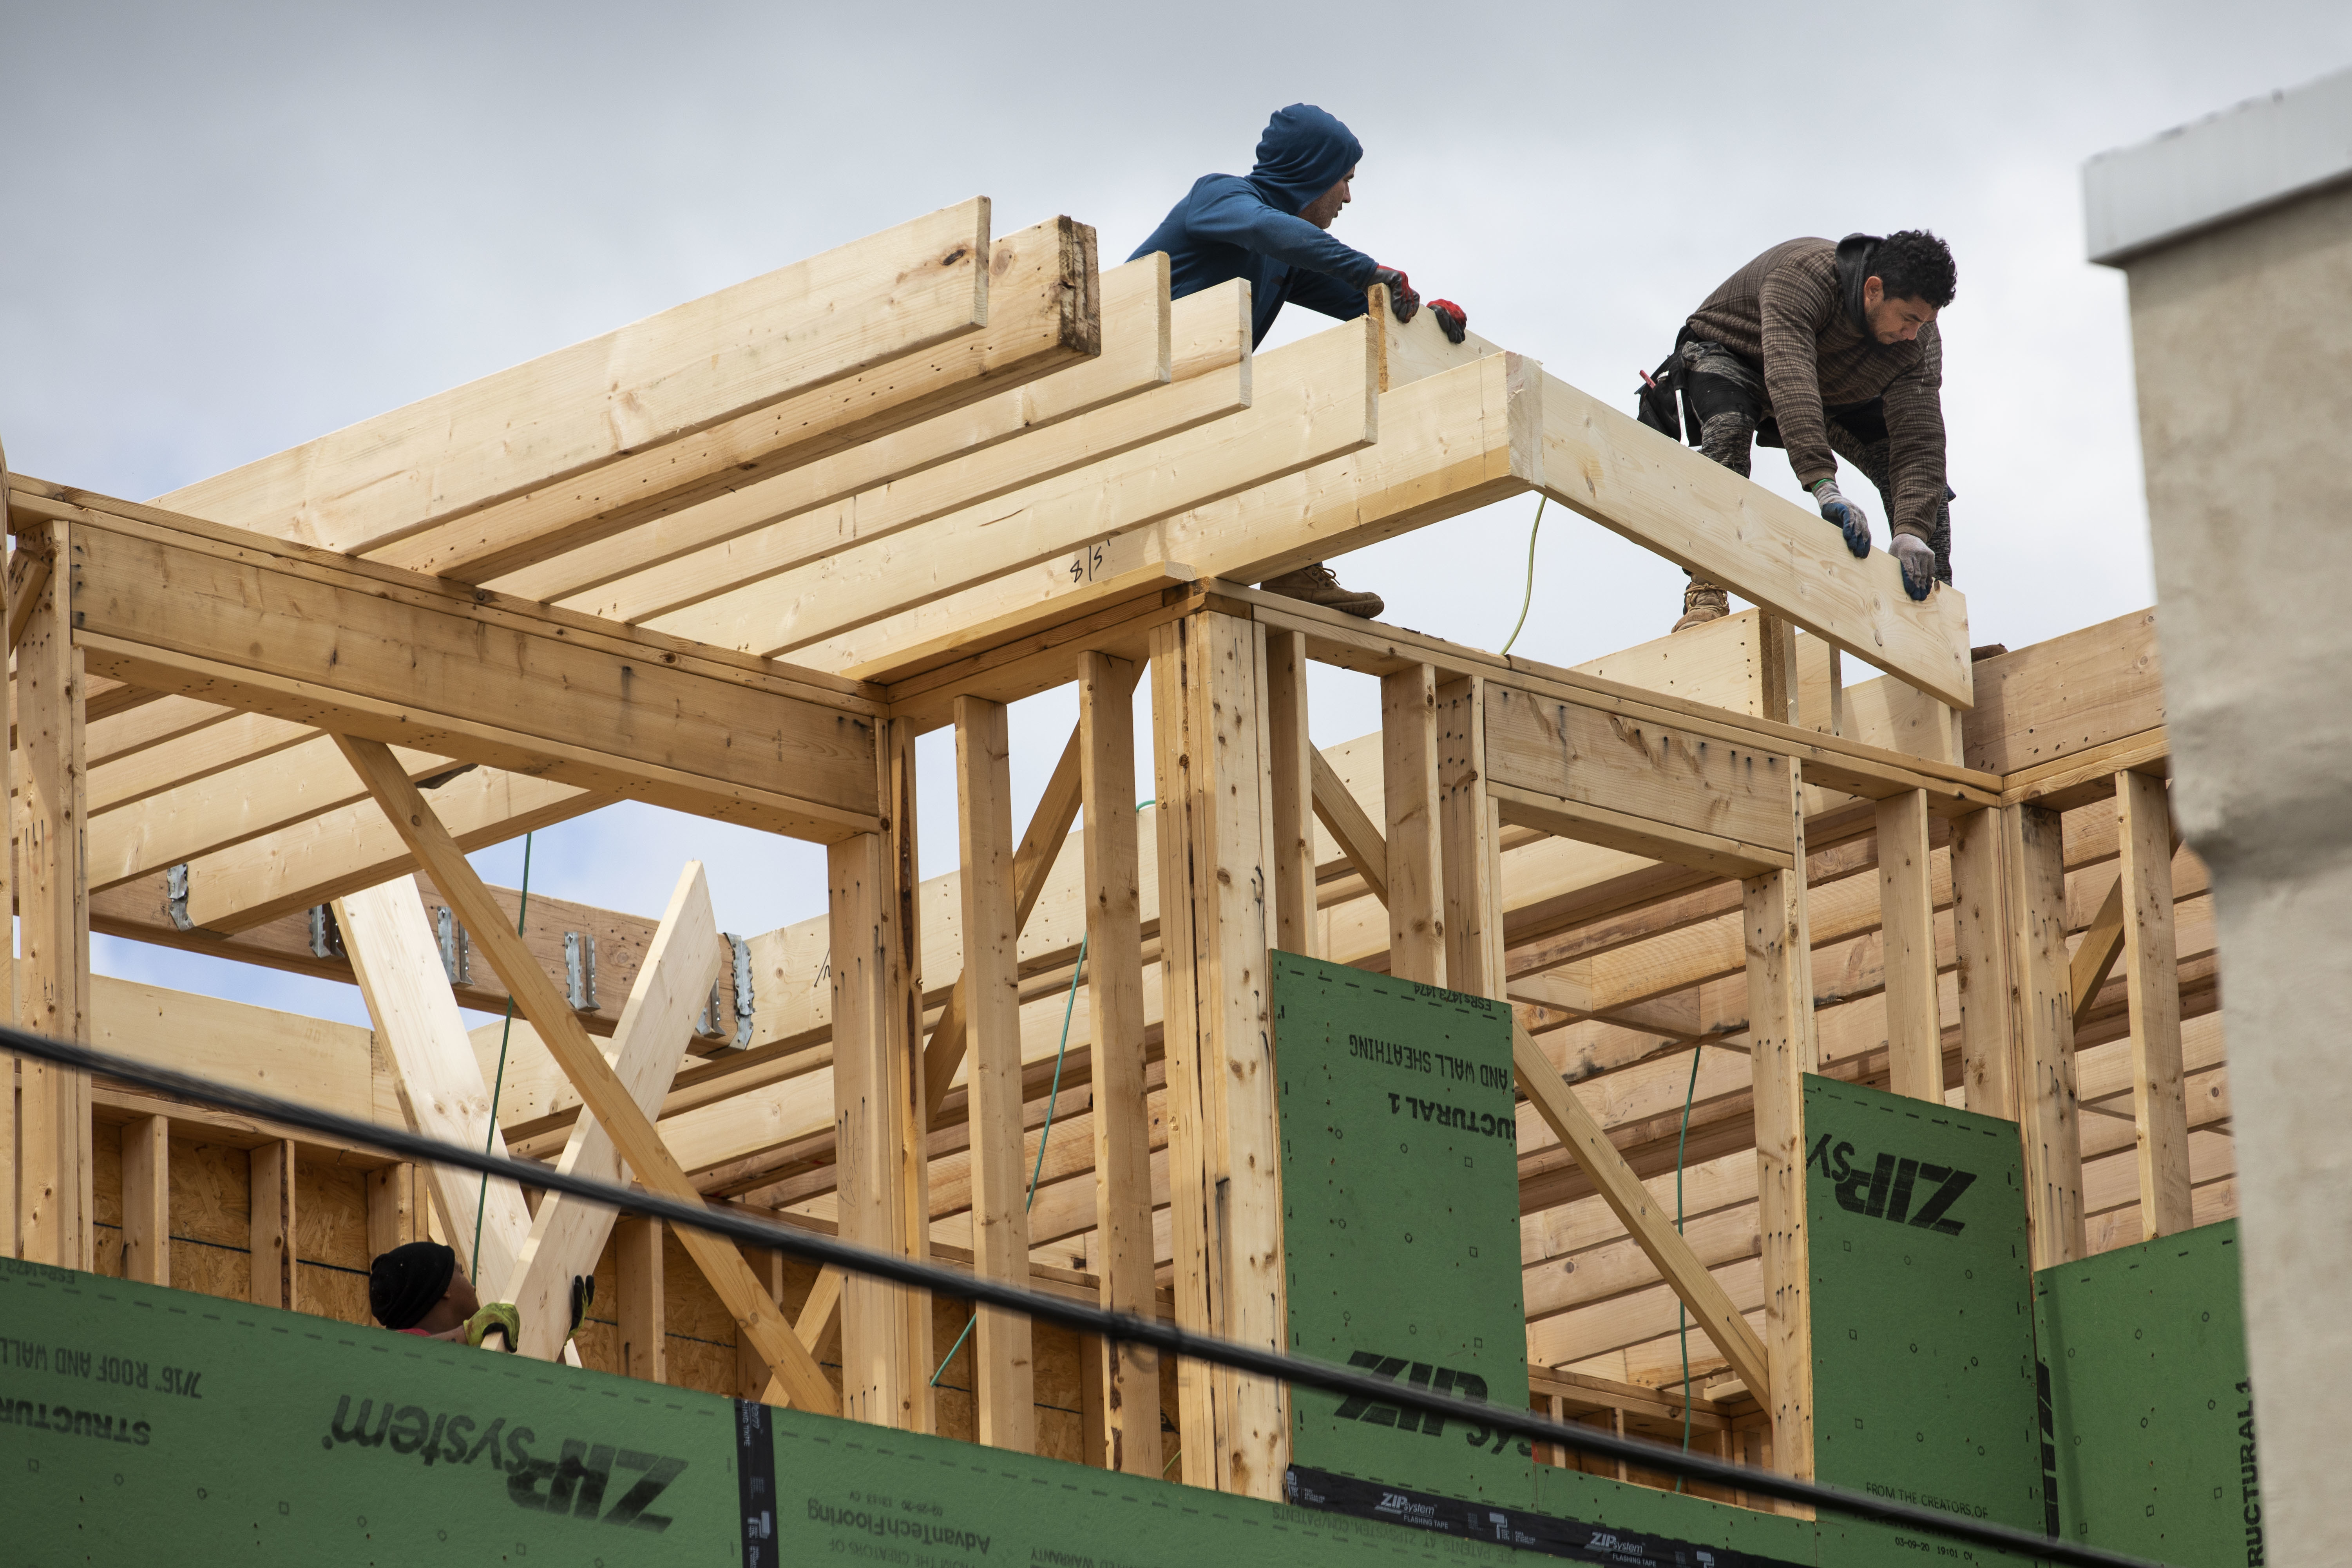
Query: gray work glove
[
  {"left": 1889, "top": 534, "right": 1936, "bottom": 601},
  {"left": 1808, "top": 477, "right": 1872, "bottom": 559}
]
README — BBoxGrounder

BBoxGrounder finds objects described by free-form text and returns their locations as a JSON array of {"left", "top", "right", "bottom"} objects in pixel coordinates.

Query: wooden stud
[
  {"left": 1150, "top": 611, "right": 1287, "bottom": 1499},
  {"left": 1079, "top": 650, "right": 1161, "bottom": 1476},
  {"left": 1079, "top": 1333, "right": 1110, "bottom": 1470},
  {"left": 1758, "top": 615, "right": 1800, "bottom": 726},
  {"left": 922, "top": 723, "right": 1084, "bottom": 1123},
  {"left": 335, "top": 733, "right": 840, "bottom": 1414},
  {"left": 366, "top": 1165, "right": 422, "bottom": 1259},
  {"left": 830, "top": 718, "right": 932, "bottom": 1429},
  {"left": 1266, "top": 629, "right": 1317, "bottom": 959},
  {"left": 249, "top": 1139, "right": 295, "bottom": 1310},
  {"left": 1438, "top": 676, "right": 1504, "bottom": 1000},
  {"left": 616, "top": 1215, "right": 667, "bottom": 1384},
  {"left": 2074, "top": 813, "right": 2183, "bottom": 1027},
  {"left": 120, "top": 1115, "right": 169, "bottom": 1287},
  {"left": 1947, "top": 808, "right": 2019, "bottom": 1119},
  {"left": 506, "top": 863, "right": 726, "bottom": 1359},
  {"left": 335, "top": 876, "right": 535, "bottom": 1294},
  {"left": 954, "top": 694, "right": 1034, "bottom": 1452},
  {"left": 2003, "top": 804, "right": 2085, "bottom": 1270},
  {"left": 1382, "top": 663, "right": 1445, "bottom": 985},
  {"left": 1745, "top": 762, "right": 1816, "bottom": 1482},
  {"left": 2117, "top": 771, "right": 2192, "bottom": 1237},
  {"left": 1876, "top": 788, "right": 1942, "bottom": 1100},
  {"left": 18, "top": 517, "right": 92, "bottom": 1268}
]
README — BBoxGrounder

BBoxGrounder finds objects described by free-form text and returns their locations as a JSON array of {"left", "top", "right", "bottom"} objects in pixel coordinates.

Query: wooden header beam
[{"left": 31, "top": 483, "right": 886, "bottom": 843}]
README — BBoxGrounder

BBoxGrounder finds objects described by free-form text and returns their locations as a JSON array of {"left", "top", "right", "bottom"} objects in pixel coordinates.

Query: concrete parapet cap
[{"left": 2084, "top": 63, "right": 2352, "bottom": 265}]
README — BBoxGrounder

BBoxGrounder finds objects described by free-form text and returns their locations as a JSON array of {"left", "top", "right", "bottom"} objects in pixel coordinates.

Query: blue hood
[{"left": 1247, "top": 103, "right": 1362, "bottom": 214}]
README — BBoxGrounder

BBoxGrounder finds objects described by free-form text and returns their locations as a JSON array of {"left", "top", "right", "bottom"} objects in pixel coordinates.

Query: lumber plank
[
  {"left": 88, "top": 733, "right": 454, "bottom": 892},
  {"left": 249, "top": 1140, "right": 295, "bottom": 1310},
  {"left": 2071, "top": 813, "right": 2183, "bottom": 1027},
  {"left": 1078, "top": 650, "right": 1161, "bottom": 1474},
  {"left": 653, "top": 314, "right": 1376, "bottom": 660},
  {"left": 492, "top": 259, "right": 1203, "bottom": 608},
  {"left": 507, "top": 862, "right": 727, "bottom": 1359},
  {"left": 1492, "top": 783, "right": 1791, "bottom": 882},
  {"left": 955, "top": 695, "right": 1035, "bottom": 1450},
  {"left": 1224, "top": 583, "right": 1997, "bottom": 810},
  {"left": 335, "top": 875, "right": 537, "bottom": 1293},
  {"left": 774, "top": 349, "right": 1530, "bottom": 683},
  {"left": 1309, "top": 746, "right": 1391, "bottom": 904},
  {"left": 335, "top": 735, "right": 841, "bottom": 1413},
  {"left": 68, "top": 509, "right": 882, "bottom": 840},
  {"left": 1948, "top": 809, "right": 2019, "bottom": 1119},
  {"left": 182, "top": 767, "right": 605, "bottom": 933},
  {"left": 921, "top": 721, "right": 1086, "bottom": 1122},
  {"left": 1382, "top": 662, "right": 1445, "bottom": 984},
  {"left": 1266, "top": 630, "right": 1318, "bottom": 959},
  {"left": 616, "top": 1217, "right": 666, "bottom": 1383},
  {"left": 556, "top": 274, "right": 1240, "bottom": 628},
  {"left": 1998, "top": 727, "right": 2169, "bottom": 809},
  {"left": 1744, "top": 760, "right": 1816, "bottom": 1481},
  {"left": 1964, "top": 609, "right": 2163, "bottom": 776},
  {"left": 1876, "top": 788, "right": 1941, "bottom": 1100},
  {"left": 0, "top": 502, "right": 20, "bottom": 1261},
  {"left": 1535, "top": 370, "right": 1972, "bottom": 708},
  {"left": 2004, "top": 804, "right": 2085, "bottom": 1269},
  {"left": 87, "top": 708, "right": 315, "bottom": 815},
  {"left": 18, "top": 515, "right": 91, "bottom": 1268},
  {"left": 795, "top": 1265, "right": 844, "bottom": 1355},
  {"left": 381, "top": 217, "right": 1101, "bottom": 583},
  {"left": 1484, "top": 683, "right": 1793, "bottom": 855},
  {"left": 829, "top": 714, "right": 933, "bottom": 1430},
  {"left": 1511, "top": 1021, "right": 1772, "bottom": 1400},
  {"left": 120, "top": 1115, "right": 170, "bottom": 1287},
  {"left": 162, "top": 199, "right": 1017, "bottom": 556},
  {"left": 2117, "top": 770, "right": 2192, "bottom": 1238},
  {"left": 1150, "top": 609, "right": 1287, "bottom": 1498},
  {"left": 86, "top": 694, "right": 242, "bottom": 769}
]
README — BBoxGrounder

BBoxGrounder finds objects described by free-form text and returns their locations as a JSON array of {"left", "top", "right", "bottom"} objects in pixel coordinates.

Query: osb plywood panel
[{"left": 171, "top": 1142, "right": 249, "bottom": 1248}]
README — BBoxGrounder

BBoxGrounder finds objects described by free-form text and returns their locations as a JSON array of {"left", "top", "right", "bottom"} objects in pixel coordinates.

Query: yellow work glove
[{"left": 465, "top": 1301, "right": 522, "bottom": 1352}]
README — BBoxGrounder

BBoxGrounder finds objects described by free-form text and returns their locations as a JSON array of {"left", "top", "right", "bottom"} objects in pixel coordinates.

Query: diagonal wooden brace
[
  {"left": 505, "top": 861, "right": 727, "bottom": 1360},
  {"left": 334, "top": 733, "right": 840, "bottom": 1414},
  {"left": 1512, "top": 1022, "right": 1773, "bottom": 1402}
]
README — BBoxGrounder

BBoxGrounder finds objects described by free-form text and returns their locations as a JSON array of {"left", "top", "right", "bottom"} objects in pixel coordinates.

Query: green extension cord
[
  {"left": 1498, "top": 496, "right": 1546, "bottom": 656},
  {"left": 472, "top": 831, "right": 534, "bottom": 1274}
]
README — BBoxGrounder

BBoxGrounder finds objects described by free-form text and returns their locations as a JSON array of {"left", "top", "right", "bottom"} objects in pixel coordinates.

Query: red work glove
[
  {"left": 1428, "top": 299, "right": 1467, "bottom": 344},
  {"left": 1369, "top": 265, "right": 1420, "bottom": 323}
]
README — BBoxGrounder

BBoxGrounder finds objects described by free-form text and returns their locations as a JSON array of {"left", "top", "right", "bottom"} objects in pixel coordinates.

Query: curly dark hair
[{"left": 1874, "top": 230, "right": 1957, "bottom": 308}]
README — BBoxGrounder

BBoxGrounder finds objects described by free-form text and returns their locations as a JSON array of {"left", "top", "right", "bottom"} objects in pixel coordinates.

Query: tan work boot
[
  {"left": 1260, "top": 561, "right": 1385, "bottom": 620},
  {"left": 1671, "top": 581, "right": 1729, "bottom": 633}
]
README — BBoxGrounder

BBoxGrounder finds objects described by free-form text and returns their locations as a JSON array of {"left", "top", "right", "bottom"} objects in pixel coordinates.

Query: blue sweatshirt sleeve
[
  {"left": 1282, "top": 267, "right": 1372, "bottom": 322},
  {"left": 1185, "top": 177, "right": 1379, "bottom": 287}
]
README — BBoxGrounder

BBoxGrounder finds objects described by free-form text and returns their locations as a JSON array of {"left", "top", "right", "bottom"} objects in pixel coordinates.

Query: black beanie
[{"left": 369, "top": 1241, "right": 456, "bottom": 1330}]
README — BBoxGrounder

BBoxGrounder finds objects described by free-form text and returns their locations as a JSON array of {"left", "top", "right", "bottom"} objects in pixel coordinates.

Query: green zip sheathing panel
[
  {"left": 2033, "top": 1219, "right": 2262, "bottom": 1566},
  {"left": 1803, "top": 1077, "right": 2044, "bottom": 1566},
  {"left": 3, "top": 1256, "right": 1828, "bottom": 1565},
  {"left": 0, "top": 1256, "right": 740, "bottom": 1564},
  {"left": 1272, "top": 951, "right": 1534, "bottom": 1507}
]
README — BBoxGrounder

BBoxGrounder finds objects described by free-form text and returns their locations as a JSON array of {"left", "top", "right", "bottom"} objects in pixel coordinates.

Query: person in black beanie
[{"left": 368, "top": 1240, "right": 520, "bottom": 1351}]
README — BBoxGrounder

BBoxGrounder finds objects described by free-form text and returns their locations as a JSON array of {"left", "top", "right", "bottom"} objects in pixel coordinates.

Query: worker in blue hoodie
[{"left": 1132, "top": 103, "right": 1465, "bottom": 619}]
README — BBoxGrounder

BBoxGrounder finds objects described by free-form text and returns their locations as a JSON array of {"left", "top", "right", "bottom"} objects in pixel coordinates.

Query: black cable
[{"left": 13, "top": 1024, "right": 2166, "bottom": 1568}]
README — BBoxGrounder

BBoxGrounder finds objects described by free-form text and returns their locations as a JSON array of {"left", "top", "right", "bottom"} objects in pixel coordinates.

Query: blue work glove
[
  {"left": 1809, "top": 477, "right": 1872, "bottom": 559},
  {"left": 1890, "top": 534, "right": 1937, "bottom": 601},
  {"left": 1369, "top": 265, "right": 1421, "bottom": 324}
]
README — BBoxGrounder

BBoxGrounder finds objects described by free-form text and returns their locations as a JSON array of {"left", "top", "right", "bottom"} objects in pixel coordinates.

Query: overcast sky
[{"left": 7, "top": 2, "right": 2344, "bottom": 1027}]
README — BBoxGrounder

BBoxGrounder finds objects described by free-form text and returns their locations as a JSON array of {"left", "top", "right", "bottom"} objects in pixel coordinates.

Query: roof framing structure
[{"left": 5, "top": 197, "right": 2217, "bottom": 1521}]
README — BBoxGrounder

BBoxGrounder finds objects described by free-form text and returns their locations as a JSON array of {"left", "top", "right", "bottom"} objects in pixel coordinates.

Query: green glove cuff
[{"left": 466, "top": 1302, "right": 522, "bottom": 1352}]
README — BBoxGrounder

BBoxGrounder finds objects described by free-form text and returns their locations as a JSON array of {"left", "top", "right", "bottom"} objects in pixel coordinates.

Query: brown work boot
[
  {"left": 1671, "top": 581, "right": 1729, "bottom": 633},
  {"left": 1259, "top": 561, "right": 1385, "bottom": 619}
]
